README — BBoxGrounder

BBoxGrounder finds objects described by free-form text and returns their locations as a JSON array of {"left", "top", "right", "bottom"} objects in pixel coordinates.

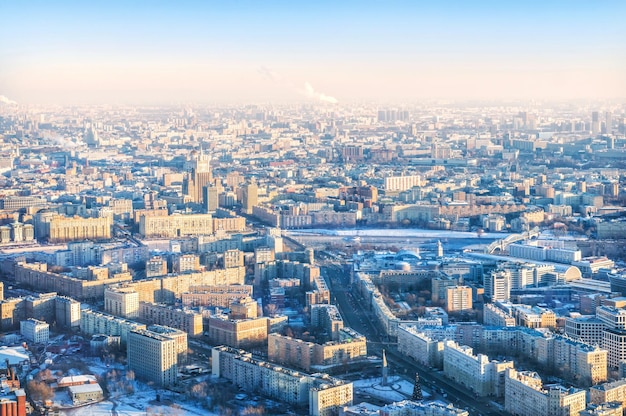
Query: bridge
[{"left": 485, "top": 227, "right": 541, "bottom": 254}]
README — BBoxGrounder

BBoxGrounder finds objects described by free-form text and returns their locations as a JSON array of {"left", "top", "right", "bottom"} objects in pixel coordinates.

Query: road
[{"left": 322, "top": 260, "right": 508, "bottom": 416}]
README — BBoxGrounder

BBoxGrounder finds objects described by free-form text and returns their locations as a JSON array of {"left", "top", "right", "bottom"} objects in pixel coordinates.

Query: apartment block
[
  {"left": 268, "top": 330, "right": 367, "bottom": 372},
  {"left": 212, "top": 346, "right": 352, "bottom": 416},
  {"left": 14, "top": 262, "right": 132, "bottom": 301},
  {"left": 505, "top": 368, "right": 586, "bottom": 416},
  {"left": 310, "top": 304, "right": 344, "bottom": 341},
  {"left": 127, "top": 329, "right": 178, "bottom": 387},
  {"left": 564, "top": 315, "right": 605, "bottom": 346},
  {"left": 483, "top": 303, "right": 516, "bottom": 327},
  {"left": 590, "top": 379, "right": 626, "bottom": 407},
  {"left": 104, "top": 287, "right": 139, "bottom": 319},
  {"left": 43, "top": 214, "right": 112, "bottom": 243},
  {"left": 121, "top": 267, "right": 245, "bottom": 303},
  {"left": 181, "top": 284, "right": 253, "bottom": 308},
  {"left": 145, "top": 256, "right": 168, "bottom": 278},
  {"left": 0, "top": 298, "right": 25, "bottom": 331},
  {"left": 55, "top": 296, "right": 81, "bottom": 329},
  {"left": 443, "top": 340, "right": 513, "bottom": 397},
  {"left": 207, "top": 314, "right": 268, "bottom": 348},
  {"left": 138, "top": 213, "right": 213, "bottom": 238},
  {"left": 445, "top": 286, "right": 473, "bottom": 312},
  {"left": 379, "top": 400, "right": 469, "bottom": 416},
  {"left": 80, "top": 309, "right": 146, "bottom": 345},
  {"left": 172, "top": 253, "right": 201, "bottom": 273},
  {"left": 138, "top": 302, "right": 203, "bottom": 337},
  {"left": 147, "top": 324, "right": 188, "bottom": 365},
  {"left": 397, "top": 324, "right": 444, "bottom": 368}
]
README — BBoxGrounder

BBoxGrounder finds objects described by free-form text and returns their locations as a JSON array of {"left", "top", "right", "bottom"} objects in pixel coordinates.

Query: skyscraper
[
  {"left": 592, "top": 111, "right": 601, "bottom": 135},
  {"left": 242, "top": 182, "right": 258, "bottom": 215},
  {"left": 604, "top": 111, "right": 613, "bottom": 134},
  {"left": 203, "top": 185, "right": 219, "bottom": 213},
  {"left": 183, "top": 148, "right": 212, "bottom": 203}
]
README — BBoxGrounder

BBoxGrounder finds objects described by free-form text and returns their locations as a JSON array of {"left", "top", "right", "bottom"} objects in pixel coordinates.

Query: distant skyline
[{"left": 1, "top": 1, "right": 625, "bottom": 105}]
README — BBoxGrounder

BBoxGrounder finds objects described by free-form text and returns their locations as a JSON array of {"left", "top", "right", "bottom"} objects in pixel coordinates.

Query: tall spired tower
[{"left": 183, "top": 147, "right": 213, "bottom": 203}]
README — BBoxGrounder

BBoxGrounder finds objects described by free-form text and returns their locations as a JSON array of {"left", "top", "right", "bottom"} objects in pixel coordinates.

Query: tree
[
  {"left": 241, "top": 405, "right": 266, "bottom": 415},
  {"left": 264, "top": 303, "right": 278, "bottom": 317},
  {"left": 27, "top": 380, "right": 54, "bottom": 402}
]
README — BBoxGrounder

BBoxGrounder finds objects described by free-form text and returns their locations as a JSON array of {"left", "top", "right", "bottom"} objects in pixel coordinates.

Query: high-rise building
[
  {"left": 484, "top": 270, "right": 511, "bottom": 302},
  {"left": 242, "top": 182, "right": 258, "bottom": 214},
  {"left": 55, "top": 296, "right": 81, "bottom": 330},
  {"left": 183, "top": 148, "right": 213, "bottom": 203},
  {"left": 604, "top": 111, "right": 613, "bottom": 134},
  {"left": 445, "top": 286, "right": 473, "bottom": 312},
  {"left": 592, "top": 111, "right": 601, "bottom": 135},
  {"left": 203, "top": 185, "right": 219, "bottom": 213},
  {"left": 127, "top": 329, "right": 178, "bottom": 387}
]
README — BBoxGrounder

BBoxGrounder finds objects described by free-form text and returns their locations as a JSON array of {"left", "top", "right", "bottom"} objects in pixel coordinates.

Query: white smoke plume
[
  {"left": 258, "top": 66, "right": 338, "bottom": 104},
  {"left": 303, "top": 82, "right": 338, "bottom": 104},
  {"left": 0, "top": 95, "right": 17, "bottom": 105}
]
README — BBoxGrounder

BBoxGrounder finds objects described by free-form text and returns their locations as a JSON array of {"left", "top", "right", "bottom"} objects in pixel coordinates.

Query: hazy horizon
[{"left": 1, "top": 1, "right": 625, "bottom": 105}]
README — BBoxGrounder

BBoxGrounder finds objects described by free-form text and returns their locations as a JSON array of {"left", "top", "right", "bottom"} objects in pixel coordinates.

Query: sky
[{"left": 1, "top": 1, "right": 625, "bottom": 105}]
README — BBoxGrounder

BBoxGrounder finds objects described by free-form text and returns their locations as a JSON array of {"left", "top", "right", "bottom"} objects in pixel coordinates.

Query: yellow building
[
  {"left": 445, "top": 286, "right": 473, "bottom": 312},
  {"left": 104, "top": 287, "right": 139, "bottom": 319},
  {"left": 139, "top": 213, "right": 213, "bottom": 238},
  {"left": 208, "top": 314, "right": 268, "bottom": 348},
  {"left": 181, "top": 285, "right": 253, "bottom": 308},
  {"left": 590, "top": 379, "right": 626, "bottom": 407},
  {"left": 138, "top": 302, "right": 203, "bottom": 337},
  {"left": 47, "top": 215, "right": 111, "bottom": 242}
]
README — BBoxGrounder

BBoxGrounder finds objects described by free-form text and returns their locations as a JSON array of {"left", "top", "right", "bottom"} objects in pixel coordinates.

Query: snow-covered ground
[
  {"left": 54, "top": 359, "right": 217, "bottom": 416},
  {"left": 353, "top": 376, "right": 431, "bottom": 403}
]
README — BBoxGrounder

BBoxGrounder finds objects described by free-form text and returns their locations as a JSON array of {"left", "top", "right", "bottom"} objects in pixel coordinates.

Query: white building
[
  {"left": 379, "top": 399, "right": 469, "bottom": 416},
  {"left": 397, "top": 324, "right": 444, "bottom": 368},
  {"left": 484, "top": 270, "right": 511, "bottom": 302},
  {"left": 442, "top": 340, "right": 513, "bottom": 397},
  {"left": 212, "top": 345, "right": 353, "bottom": 416},
  {"left": 127, "top": 329, "right": 178, "bottom": 387},
  {"left": 20, "top": 318, "right": 49, "bottom": 344},
  {"left": 504, "top": 368, "right": 586, "bottom": 416}
]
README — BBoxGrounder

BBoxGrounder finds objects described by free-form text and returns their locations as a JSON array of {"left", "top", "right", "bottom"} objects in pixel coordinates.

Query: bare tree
[{"left": 27, "top": 380, "right": 54, "bottom": 402}]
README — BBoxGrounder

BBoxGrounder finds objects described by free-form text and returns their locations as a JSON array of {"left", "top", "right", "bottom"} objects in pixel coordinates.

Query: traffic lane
[{"left": 324, "top": 265, "right": 380, "bottom": 341}]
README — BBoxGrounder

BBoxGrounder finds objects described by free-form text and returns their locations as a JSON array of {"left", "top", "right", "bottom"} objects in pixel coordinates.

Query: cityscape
[{"left": 1, "top": 1, "right": 625, "bottom": 416}]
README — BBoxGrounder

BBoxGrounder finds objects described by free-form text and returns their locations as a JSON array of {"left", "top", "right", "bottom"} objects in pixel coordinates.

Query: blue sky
[{"left": 1, "top": 1, "right": 624, "bottom": 104}]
